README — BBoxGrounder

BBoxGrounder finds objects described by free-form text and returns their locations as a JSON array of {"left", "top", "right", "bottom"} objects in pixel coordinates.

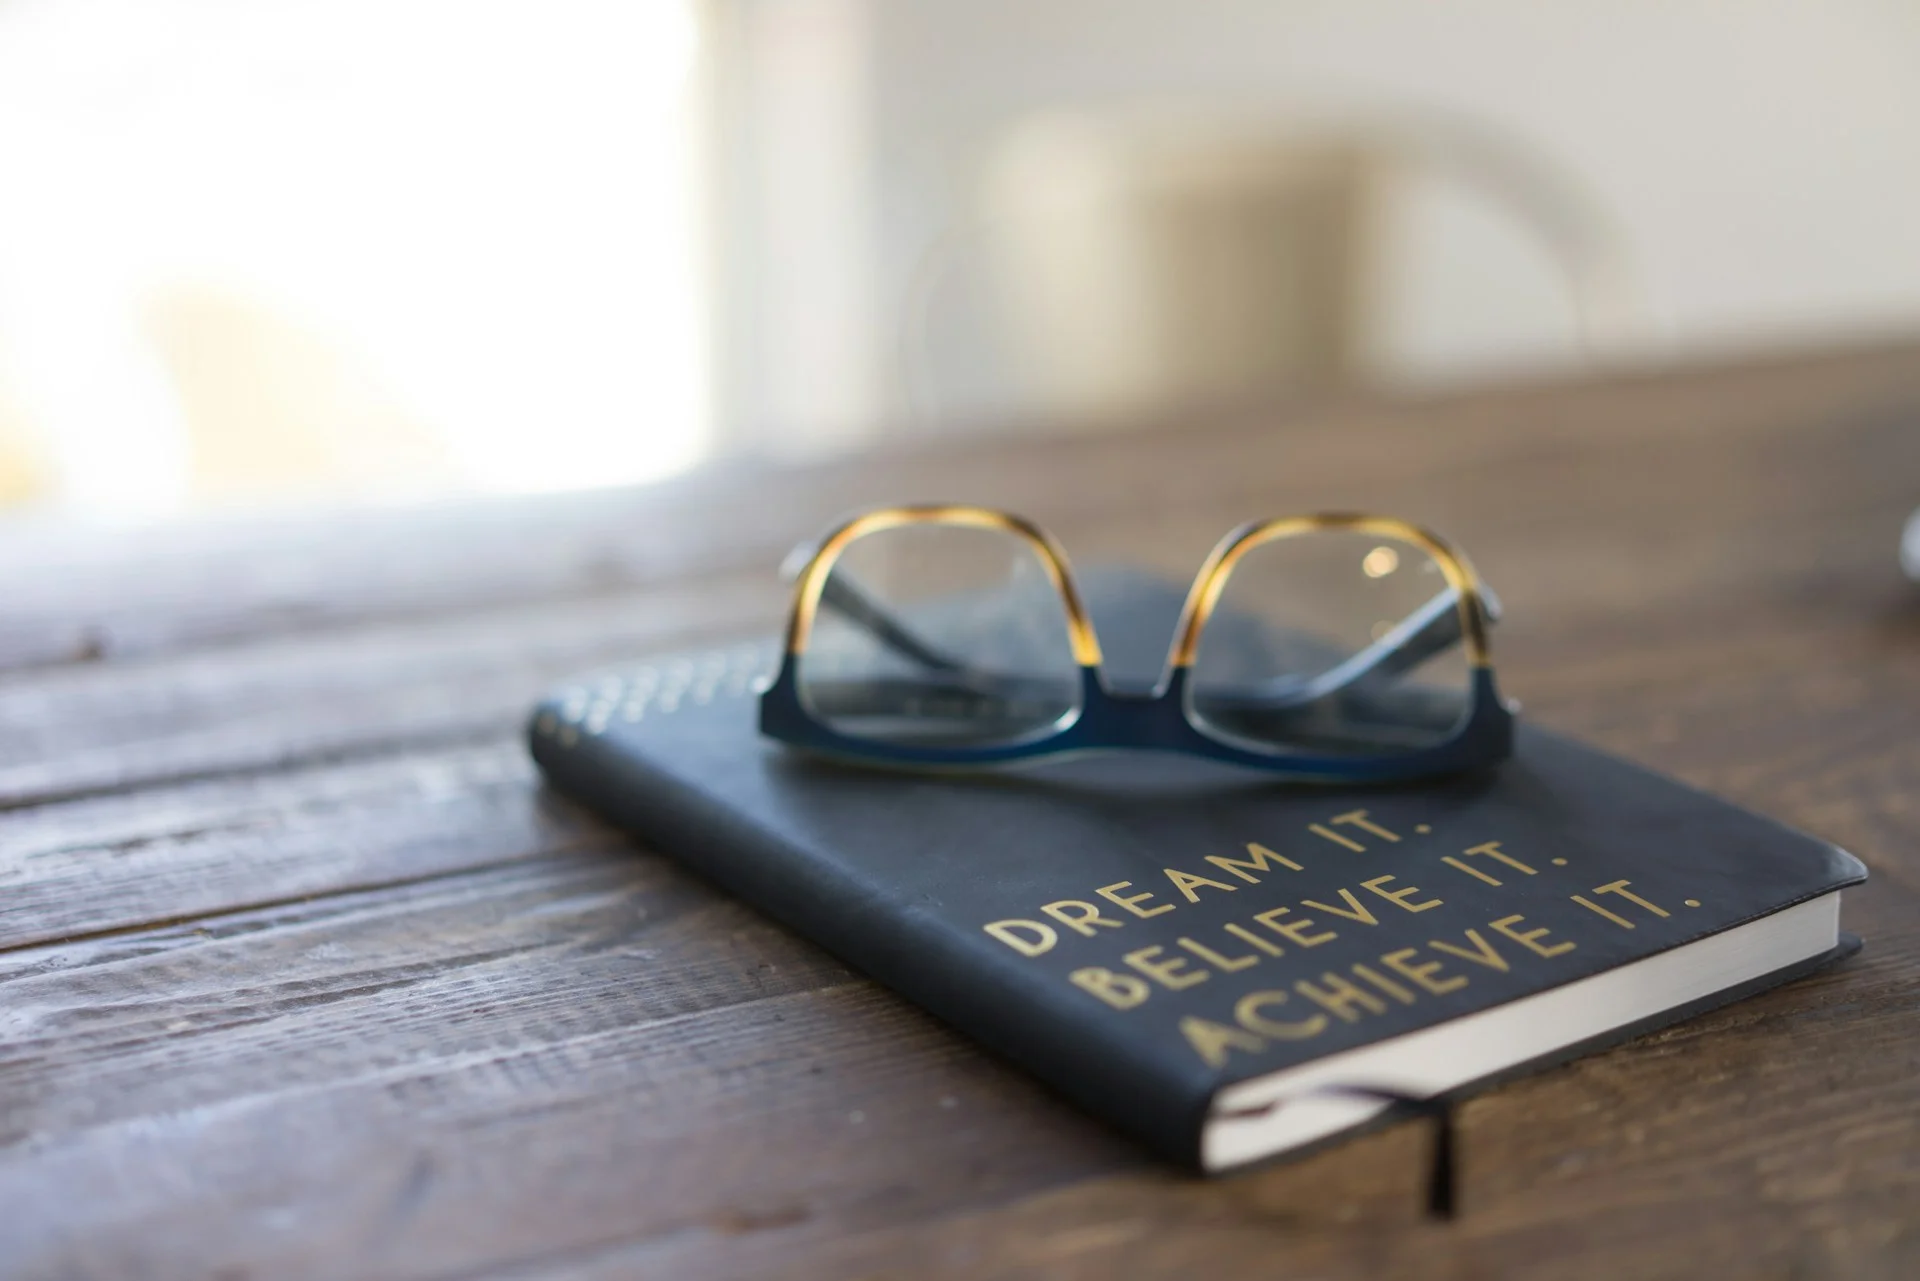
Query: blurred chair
[{"left": 904, "top": 109, "right": 1646, "bottom": 432}]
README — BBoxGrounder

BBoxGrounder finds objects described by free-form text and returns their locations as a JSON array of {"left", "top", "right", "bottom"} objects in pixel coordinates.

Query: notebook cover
[{"left": 527, "top": 598, "right": 1866, "bottom": 1170}]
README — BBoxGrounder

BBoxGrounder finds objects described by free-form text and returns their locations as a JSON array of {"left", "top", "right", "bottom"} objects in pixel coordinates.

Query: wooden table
[{"left": 4, "top": 344, "right": 1919, "bottom": 1280}]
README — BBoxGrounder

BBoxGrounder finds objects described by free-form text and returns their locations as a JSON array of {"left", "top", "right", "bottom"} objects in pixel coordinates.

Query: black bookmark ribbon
[{"left": 1217, "top": 1086, "right": 1458, "bottom": 1219}]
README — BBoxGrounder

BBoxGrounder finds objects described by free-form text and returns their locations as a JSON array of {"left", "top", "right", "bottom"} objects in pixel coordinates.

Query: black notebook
[{"left": 528, "top": 598, "right": 1864, "bottom": 1173}]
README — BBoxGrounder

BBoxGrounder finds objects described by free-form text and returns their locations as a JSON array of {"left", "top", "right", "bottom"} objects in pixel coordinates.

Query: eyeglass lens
[
  {"left": 795, "top": 522, "right": 1474, "bottom": 759},
  {"left": 795, "top": 522, "right": 1084, "bottom": 748},
  {"left": 1188, "top": 530, "right": 1474, "bottom": 758}
]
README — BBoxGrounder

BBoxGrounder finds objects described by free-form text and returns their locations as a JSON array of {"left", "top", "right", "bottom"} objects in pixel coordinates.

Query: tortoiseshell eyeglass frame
[{"left": 758, "top": 504, "right": 1514, "bottom": 781}]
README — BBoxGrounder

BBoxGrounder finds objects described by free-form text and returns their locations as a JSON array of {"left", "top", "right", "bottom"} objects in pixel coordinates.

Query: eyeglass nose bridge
[
  {"left": 1095, "top": 673, "right": 1164, "bottom": 701},
  {"left": 1069, "top": 664, "right": 1214, "bottom": 751}
]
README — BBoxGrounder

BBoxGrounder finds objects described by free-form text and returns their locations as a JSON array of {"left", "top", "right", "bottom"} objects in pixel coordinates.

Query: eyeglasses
[{"left": 759, "top": 504, "right": 1513, "bottom": 781}]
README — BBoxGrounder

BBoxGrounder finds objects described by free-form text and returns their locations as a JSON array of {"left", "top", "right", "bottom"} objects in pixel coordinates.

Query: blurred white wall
[{"left": 720, "top": 0, "right": 1920, "bottom": 446}]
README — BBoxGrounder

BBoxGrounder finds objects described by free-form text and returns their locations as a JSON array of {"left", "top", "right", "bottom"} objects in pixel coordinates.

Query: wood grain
[{"left": 2, "top": 340, "right": 1918, "bottom": 1281}]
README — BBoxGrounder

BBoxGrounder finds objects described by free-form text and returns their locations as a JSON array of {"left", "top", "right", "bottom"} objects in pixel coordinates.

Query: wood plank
[
  {"left": 0, "top": 575, "right": 785, "bottom": 810},
  {"left": 0, "top": 535, "right": 1909, "bottom": 950},
  {"left": 0, "top": 478, "right": 798, "bottom": 675},
  {"left": 440, "top": 893, "right": 1920, "bottom": 1281},
  {"left": 5, "top": 598, "right": 1915, "bottom": 955},
  {"left": 0, "top": 637, "right": 1912, "bottom": 1275},
  {"left": 0, "top": 342, "right": 1912, "bottom": 815},
  {"left": 0, "top": 396, "right": 1909, "bottom": 814},
  {"left": 3, "top": 398, "right": 1915, "bottom": 950},
  {"left": 0, "top": 854, "right": 1131, "bottom": 1281},
  {"left": 1514, "top": 617, "right": 1920, "bottom": 897},
  {"left": 0, "top": 341, "right": 1914, "bottom": 676},
  {"left": 2, "top": 850, "right": 1909, "bottom": 1281},
  {"left": 3, "top": 343, "right": 1919, "bottom": 1281},
  {"left": 0, "top": 741, "right": 595, "bottom": 951}
]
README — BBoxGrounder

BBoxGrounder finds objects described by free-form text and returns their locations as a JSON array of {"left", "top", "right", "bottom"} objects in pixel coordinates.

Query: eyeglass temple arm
[
  {"left": 1307, "top": 581, "right": 1502, "bottom": 689},
  {"left": 784, "top": 552, "right": 969, "bottom": 673},
  {"left": 1217, "top": 583, "right": 1499, "bottom": 714}
]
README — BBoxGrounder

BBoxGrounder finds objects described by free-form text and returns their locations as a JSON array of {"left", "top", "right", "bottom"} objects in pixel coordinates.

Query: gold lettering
[
  {"left": 1070, "top": 967, "right": 1150, "bottom": 1010},
  {"left": 1462, "top": 840, "right": 1536, "bottom": 875},
  {"left": 1308, "top": 823, "right": 1366, "bottom": 852},
  {"left": 1360, "top": 874, "right": 1443, "bottom": 913},
  {"left": 1594, "top": 879, "right": 1671, "bottom": 918},
  {"left": 1332, "top": 808, "right": 1400, "bottom": 842},
  {"left": 1300, "top": 886, "right": 1380, "bottom": 926},
  {"left": 1180, "top": 1016, "right": 1266, "bottom": 1068},
  {"left": 1441, "top": 855, "right": 1502, "bottom": 887},
  {"left": 1164, "top": 868, "right": 1239, "bottom": 902},
  {"left": 1039, "top": 900, "right": 1124, "bottom": 938},
  {"left": 1178, "top": 936, "right": 1260, "bottom": 973},
  {"left": 1124, "top": 945, "right": 1210, "bottom": 990},
  {"left": 1097, "top": 881, "right": 1175, "bottom": 919},
  {"left": 1429, "top": 929, "right": 1510, "bottom": 972},
  {"left": 1381, "top": 947, "right": 1469, "bottom": 995},
  {"left": 1294, "top": 971, "right": 1390, "bottom": 1022},
  {"left": 1205, "top": 841, "right": 1303, "bottom": 883},
  {"left": 983, "top": 919, "right": 1056, "bottom": 957},
  {"left": 1571, "top": 895, "right": 1635, "bottom": 929},
  {"left": 1253, "top": 906, "right": 1337, "bottom": 948},
  {"left": 1491, "top": 913, "right": 1577, "bottom": 957},
  {"left": 1234, "top": 990, "right": 1328, "bottom": 1041},
  {"left": 1223, "top": 921, "right": 1286, "bottom": 957},
  {"left": 1351, "top": 963, "right": 1418, "bottom": 1005}
]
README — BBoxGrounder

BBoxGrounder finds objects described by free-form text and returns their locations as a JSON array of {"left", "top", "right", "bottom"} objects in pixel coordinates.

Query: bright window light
[{"left": 0, "top": 0, "right": 708, "bottom": 515}]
